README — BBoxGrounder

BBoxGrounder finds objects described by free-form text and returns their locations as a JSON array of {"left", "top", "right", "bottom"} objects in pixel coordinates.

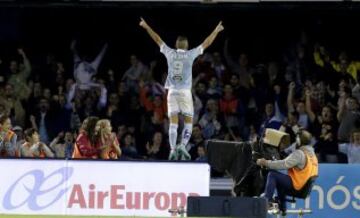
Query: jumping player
[{"left": 140, "top": 17, "right": 224, "bottom": 160}]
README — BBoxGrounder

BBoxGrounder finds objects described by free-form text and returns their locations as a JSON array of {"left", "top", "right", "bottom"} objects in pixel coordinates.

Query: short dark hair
[
  {"left": 177, "top": 35, "right": 188, "bottom": 42},
  {"left": 24, "top": 128, "right": 36, "bottom": 141}
]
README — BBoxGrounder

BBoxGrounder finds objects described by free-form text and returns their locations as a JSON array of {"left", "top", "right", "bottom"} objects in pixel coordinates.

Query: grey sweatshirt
[{"left": 265, "top": 146, "right": 315, "bottom": 170}]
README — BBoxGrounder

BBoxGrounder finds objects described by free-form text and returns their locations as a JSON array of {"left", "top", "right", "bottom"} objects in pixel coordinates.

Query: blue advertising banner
[{"left": 280, "top": 164, "right": 360, "bottom": 218}]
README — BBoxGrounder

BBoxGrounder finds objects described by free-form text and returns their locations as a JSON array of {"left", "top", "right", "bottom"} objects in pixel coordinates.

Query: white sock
[
  {"left": 180, "top": 123, "right": 192, "bottom": 147},
  {"left": 169, "top": 123, "right": 178, "bottom": 151}
]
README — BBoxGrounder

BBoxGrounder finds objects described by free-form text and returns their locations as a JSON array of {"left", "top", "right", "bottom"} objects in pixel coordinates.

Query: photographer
[{"left": 256, "top": 129, "right": 318, "bottom": 214}]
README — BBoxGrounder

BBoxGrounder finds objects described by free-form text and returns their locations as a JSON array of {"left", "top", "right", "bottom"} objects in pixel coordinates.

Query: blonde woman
[{"left": 95, "top": 119, "right": 121, "bottom": 159}]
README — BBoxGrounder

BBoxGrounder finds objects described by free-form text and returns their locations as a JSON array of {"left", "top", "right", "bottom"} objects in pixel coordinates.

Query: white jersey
[{"left": 160, "top": 43, "right": 203, "bottom": 90}]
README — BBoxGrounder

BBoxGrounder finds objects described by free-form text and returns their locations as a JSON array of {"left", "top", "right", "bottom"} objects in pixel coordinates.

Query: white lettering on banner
[
  {"left": 305, "top": 185, "right": 325, "bottom": 209},
  {"left": 291, "top": 176, "right": 360, "bottom": 212},
  {"left": 352, "top": 186, "right": 360, "bottom": 210},
  {"left": 67, "top": 184, "right": 198, "bottom": 211},
  {"left": 327, "top": 176, "right": 351, "bottom": 210}
]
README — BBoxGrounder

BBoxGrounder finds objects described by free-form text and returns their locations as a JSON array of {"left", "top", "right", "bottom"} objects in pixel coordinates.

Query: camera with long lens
[{"left": 253, "top": 128, "right": 291, "bottom": 161}]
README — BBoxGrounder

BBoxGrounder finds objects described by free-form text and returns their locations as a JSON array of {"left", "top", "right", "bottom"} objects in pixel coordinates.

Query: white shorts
[{"left": 167, "top": 89, "right": 193, "bottom": 117}]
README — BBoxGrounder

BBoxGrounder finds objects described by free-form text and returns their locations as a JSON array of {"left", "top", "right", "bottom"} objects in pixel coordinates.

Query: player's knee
[
  {"left": 170, "top": 114, "right": 179, "bottom": 123},
  {"left": 184, "top": 115, "right": 193, "bottom": 123}
]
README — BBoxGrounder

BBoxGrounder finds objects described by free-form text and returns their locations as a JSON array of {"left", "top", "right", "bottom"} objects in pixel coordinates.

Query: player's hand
[
  {"left": 139, "top": 17, "right": 148, "bottom": 29},
  {"left": 215, "top": 21, "right": 224, "bottom": 33}
]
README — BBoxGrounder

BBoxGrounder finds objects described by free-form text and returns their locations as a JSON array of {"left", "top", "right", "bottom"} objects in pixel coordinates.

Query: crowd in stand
[{"left": 1, "top": 30, "right": 360, "bottom": 164}]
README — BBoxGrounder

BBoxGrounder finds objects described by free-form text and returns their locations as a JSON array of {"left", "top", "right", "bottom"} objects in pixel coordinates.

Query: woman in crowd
[
  {"left": 21, "top": 128, "right": 54, "bottom": 158},
  {"left": 95, "top": 119, "right": 121, "bottom": 159},
  {"left": 145, "top": 131, "right": 169, "bottom": 160},
  {"left": 0, "top": 114, "right": 19, "bottom": 157},
  {"left": 72, "top": 116, "right": 101, "bottom": 159}
]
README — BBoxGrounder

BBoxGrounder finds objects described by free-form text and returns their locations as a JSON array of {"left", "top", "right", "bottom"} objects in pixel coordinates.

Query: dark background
[{"left": 1, "top": 1, "right": 360, "bottom": 76}]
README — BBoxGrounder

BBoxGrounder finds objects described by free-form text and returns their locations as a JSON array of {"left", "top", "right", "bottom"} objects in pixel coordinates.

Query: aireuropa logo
[
  {"left": 2, "top": 166, "right": 200, "bottom": 213},
  {"left": 3, "top": 167, "right": 73, "bottom": 210}
]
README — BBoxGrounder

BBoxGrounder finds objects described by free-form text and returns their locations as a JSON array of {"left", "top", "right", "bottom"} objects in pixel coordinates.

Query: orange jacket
[
  {"left": 139, "top": 87, "right": 167, "bottom": 122},
  {"left": 97, "top": 134, "right": 121, "bottom": 160},
  {"left": 0, "top": 130, "right": 19, "bottom": 157},
  {"left": 72, "top": 132, "right": 98, "bottom": 159},
  {"left": 288, "top": 148, "right": 318, "bottom": 190}
]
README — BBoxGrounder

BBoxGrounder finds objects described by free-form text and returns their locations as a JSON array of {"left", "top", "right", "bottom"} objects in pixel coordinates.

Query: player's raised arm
[
  {"left": 139, "top": 17, "right": 164, "bottom": 47},
  {"left": 201, "top": 21, "right": 224, "bottom": 50}
]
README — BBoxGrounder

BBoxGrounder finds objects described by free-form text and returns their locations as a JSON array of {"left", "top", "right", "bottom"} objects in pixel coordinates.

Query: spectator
[
  {"left": 219, "top": 84, "right": 239, "bottom": 131},
  {"left": 21, "top": 128, "right": 54, "bottom": 158},
  {"left": 259, "top": 100, "right": 283, "bottom": 136},
  {"left": 0, "top": 114, "right": 18, "bottom": 157},
  {"left": 102, "top": 92, "right": 122, "bottom": 128},
  {"left": 121, "top": 132, "right": 141, "bottom": 159},
  {"left": 71, "top": 40, "right": 108, "bottom": 90},
  {"left": 29, "top": 98, "right": 56, "bottom": 145},
  {"left": 7, "top": 48, "right": 32, "bottom": 100},
  {"left": 338, "top": 129, "right": 360, "bottom": 163},
  {"left": 224, "top": 39, "right": 253, "bottom": 90},
  {"left": 188, "top": 124, "right": 205, "bottom": 160},
  {"left": 49, "top": 131, "right": 74, "bottom": 159},
  {"left": 207, "top": 76, "right": 222, "bottom": 99},
  {"left": 195, "top": 145, "right": 207, "bottom": 162},
  {"left": 305, "top": 89, "right": 339, "bottom": 162},
  {"left": 72, "top": 116, "right": 100, "bottom": 159},
  {"left": 12, "top": 126, "right": 24, "bottom": 156},
  {"left": 198, "top": 98, "right": 223, "bottom": 139},
  {"left": 314, "top": 47, "right": 360, "bottom": 81},
  {"left": 145, "top": 131, "right": 169, "bottom": 160},
  {"left": 229, "top": 74, "right": 249, "bottom": 104},
  {"left": 95, "top": 119, "right": 121, "bottom": 159},
  {"left": 0, "top": 83, "right": 26, "bottom": 127},
  {"left": 210, "top": 52, "right": 227, "bottom": 81},
  {"left": 122, "top": 55, "right": 148, "bottom": 93},
  {"left": 287, "top": 82, "right": 309, "bottom": 129},
  {"left": 139, "top": 80, "right": 167, "bottom": 125},
  {"left": 337, "top": 96, "right": 360, "bottom": 142}
]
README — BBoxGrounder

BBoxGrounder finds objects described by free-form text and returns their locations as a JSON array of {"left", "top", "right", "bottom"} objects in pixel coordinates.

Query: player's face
[{"left": 175, "top": 39, "right": 188, "bottom": 50}]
